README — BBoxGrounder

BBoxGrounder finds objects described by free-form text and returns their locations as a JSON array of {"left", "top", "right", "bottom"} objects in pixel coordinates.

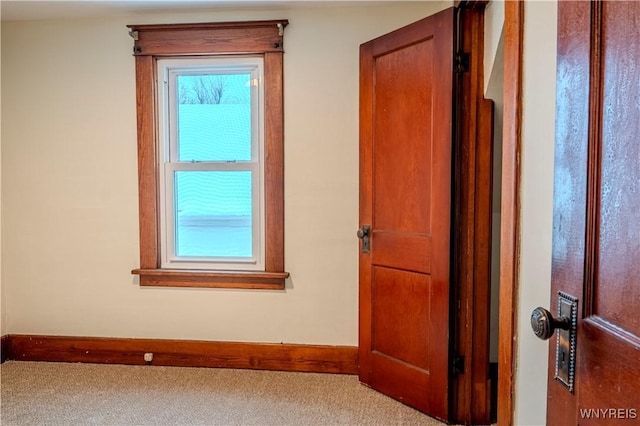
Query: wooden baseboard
[{"left": 3, "top": 335, "right": 358, "bottom": 374}]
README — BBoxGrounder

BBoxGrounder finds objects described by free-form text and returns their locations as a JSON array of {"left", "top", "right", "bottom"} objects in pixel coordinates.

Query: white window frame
[{"left": 156, "top": 57, "right": 265, "bottom": 271}]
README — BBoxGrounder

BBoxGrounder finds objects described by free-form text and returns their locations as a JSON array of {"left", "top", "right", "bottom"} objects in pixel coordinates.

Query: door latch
[{"left": 357, "top": 225, "right": 371, "bottom": 253}]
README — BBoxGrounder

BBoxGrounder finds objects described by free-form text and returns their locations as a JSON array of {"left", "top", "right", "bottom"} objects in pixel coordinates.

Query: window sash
[{"left": 157, "top": 57, "right": 265, "bottom": 271}]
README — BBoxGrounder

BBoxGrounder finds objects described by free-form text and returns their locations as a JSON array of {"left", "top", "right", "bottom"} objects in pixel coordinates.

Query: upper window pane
[{"left": 177, "top": 73, "right": 252, "bottom": 162}]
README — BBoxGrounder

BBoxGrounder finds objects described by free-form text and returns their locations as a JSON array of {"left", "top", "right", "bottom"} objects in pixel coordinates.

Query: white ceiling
[{"left": 0, "top": 0, "right": 403, "bottom": 22}]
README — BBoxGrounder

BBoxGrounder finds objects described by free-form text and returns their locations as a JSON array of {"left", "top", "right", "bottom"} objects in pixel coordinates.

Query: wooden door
[
  {"left": 358, "top": 8, "right": 454, "bottom": 421},
  {"left": 546, "top": 1, "right": 640, "bottom": 424}
]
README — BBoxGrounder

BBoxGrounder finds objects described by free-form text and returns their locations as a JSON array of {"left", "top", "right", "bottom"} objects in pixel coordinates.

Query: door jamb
[
  {"left": 497, "top": 1, "right": 524, "bottom": 425},
  {"left": 451, "top": 3, "right": 494, "bottom": 424}
]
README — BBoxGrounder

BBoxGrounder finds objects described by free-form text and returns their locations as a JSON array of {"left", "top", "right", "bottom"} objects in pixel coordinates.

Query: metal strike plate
[{"left": 554, "top": 291, "right": 578, "bottom": 393}]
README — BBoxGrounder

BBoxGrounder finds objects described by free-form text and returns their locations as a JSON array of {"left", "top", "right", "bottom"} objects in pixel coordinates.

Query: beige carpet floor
[{"left": 0, "top": 361, "right": 446, "bottom": 425}]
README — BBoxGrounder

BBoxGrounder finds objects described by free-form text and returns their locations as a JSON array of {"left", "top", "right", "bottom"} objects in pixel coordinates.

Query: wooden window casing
[{"left": 128, "top": 21, "right": 289, "bottom": 289}]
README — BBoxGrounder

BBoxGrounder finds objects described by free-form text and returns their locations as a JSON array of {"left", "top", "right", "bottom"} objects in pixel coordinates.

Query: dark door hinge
[
  {"left": 452, "top": 354, "right": 465, "bottom": 376},
  {"left": 455, "top": 52, "right": 470, "bottom": 74}
]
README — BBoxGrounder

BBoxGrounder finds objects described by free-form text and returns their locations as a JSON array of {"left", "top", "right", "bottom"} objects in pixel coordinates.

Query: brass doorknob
[{"left": 530, "top": 307, "right": 570, "bottom": 340}]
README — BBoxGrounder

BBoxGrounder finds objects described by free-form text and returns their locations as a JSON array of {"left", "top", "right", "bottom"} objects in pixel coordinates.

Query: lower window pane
[{"left": 174, "top": 171, "right": 252, "bottom": 258}]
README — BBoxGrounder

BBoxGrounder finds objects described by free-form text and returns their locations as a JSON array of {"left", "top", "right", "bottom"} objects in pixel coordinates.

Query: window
[
  {"left": 158, "top": 57, "right": 265, "bottom": 271},
  {"left": 129, "top": 21, "right": 289, "bottom": 289}
]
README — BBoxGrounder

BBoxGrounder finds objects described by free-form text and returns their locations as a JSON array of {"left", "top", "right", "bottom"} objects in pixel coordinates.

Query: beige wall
[
  {"left": 484, "top": 0, "right": 504, "bottom": 94},
  {"left": 2, "top": 2, "right": 560, "bottom": 423},
  {"left": 483, "top": 1, "right": 504, "bottom": 364},
  {"left": 516, "top": 1, "right": 558, "bottom": 424},
  {"left": 1, "top": 2, "right": 450, "bottom": 344}
]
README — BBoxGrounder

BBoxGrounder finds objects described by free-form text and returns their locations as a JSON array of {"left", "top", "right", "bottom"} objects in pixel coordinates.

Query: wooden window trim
[{"left": 128, "top": 20, "right": 289, "bottom": 289}]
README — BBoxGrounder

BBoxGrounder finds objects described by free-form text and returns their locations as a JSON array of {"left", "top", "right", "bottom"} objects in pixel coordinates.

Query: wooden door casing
[
  {"left": 496, "top": 1, "right": 524, "bottom": 424},
  {"left": 549, "top": 1, "right": 640, "bottom": 424}
]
